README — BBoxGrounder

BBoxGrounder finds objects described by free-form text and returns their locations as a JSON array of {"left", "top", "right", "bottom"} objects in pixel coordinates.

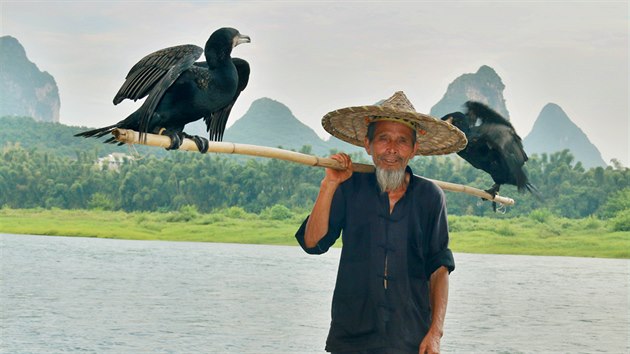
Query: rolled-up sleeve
[
  {"left": 295, "top": 185, "right": 345, "bottom": 255},
  {"left": 424, "top": 187, "right": 455, "bottom": 278}
]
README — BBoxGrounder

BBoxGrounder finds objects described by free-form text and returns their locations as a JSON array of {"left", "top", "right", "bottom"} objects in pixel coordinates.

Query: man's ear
[
  {"left": 410, "top": 141, "right": 419, "bottom": 157},
  {"left": 364, "top": 137, "right": 372, "bottom": 155}
]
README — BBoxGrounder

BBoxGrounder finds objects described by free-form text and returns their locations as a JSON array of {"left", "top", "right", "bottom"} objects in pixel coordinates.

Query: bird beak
[
  {"left": 444, "top": 117, "right": 453, "bottom": 125},
  {"left": 233, "top": 34, "right": 251, "bottom": 47}
]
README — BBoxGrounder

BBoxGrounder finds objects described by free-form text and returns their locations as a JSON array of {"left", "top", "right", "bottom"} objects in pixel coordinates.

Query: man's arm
[
  {"left": 303, "top": 153, "right": 353, "bottom": 248},
  {"left": 419, "top": 265, "right": 449, "bottom": 354}
]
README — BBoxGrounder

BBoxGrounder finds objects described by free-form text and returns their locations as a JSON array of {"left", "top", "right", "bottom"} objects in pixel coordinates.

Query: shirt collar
[{"left": 405, "top": 165, "right": 415, "bottom": 191}]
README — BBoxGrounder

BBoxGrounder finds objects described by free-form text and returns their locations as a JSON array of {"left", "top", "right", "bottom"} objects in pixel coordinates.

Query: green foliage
[
  {"left": 610, "top": 209, "right": 630, "bottom": 232},
  {"left": 529, "top": 208, "right": 553, "bottom": 223},
  {"left": 165, "top": 205, "right": 199, "bottom": 222},
  {"left": 261, "top": 204, "right": 293, "bottom": 220},
  {"left": 1, "top": 129, "right": 628, "bottom": 220},
  {"left": 87, "top": 192, "right": 116, "bottom": 210},
  {"left": 597, "top": 187, "right": 630, "bottom": 219},
  {"left": 578, "top": 216, "right": 602, "bottom": 231},
  {"left": 221, "top": 206, "right": 251, "bottom": 219}
]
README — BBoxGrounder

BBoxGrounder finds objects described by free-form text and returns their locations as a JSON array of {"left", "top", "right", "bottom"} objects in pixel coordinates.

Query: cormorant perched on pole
[
  {"left": 442, "top": 101, "right": 541, "bottom": 210},
  {"left": 75, "top": 27, "right": 251, "bottom": 152}
]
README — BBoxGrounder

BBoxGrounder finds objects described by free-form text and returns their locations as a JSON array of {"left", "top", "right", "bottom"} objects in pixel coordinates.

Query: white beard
[{"left": 375, "top": 166, "right": 406, "bottom": 192}]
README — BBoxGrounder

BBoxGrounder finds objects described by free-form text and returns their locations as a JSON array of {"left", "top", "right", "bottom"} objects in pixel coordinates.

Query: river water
[{"left": 1, "top": 233, "right": 628, "bottom": 353}]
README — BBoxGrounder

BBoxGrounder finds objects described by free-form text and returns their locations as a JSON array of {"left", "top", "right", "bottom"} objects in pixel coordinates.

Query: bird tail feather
[
  {"left": 525, "top": 183, "right": 544, "bottom": 201},
  {"left": 74, "top": 124, "right": 119, "bottom": 140}
]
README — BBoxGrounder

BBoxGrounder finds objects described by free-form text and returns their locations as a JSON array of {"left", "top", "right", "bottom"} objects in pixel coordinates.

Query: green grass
[
  {"left": 0, "top": 207, "right": 304, "bottom": 245},
  {"left": 448, "top": 215, "right": 629, "bottom": 259},
  {"left": 1, "top": 208, "right": 628, "bottom": 259}
]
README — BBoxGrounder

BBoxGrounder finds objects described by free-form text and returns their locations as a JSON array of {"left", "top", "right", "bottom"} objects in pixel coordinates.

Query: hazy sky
[{"left": 1, "top": 0, "right": 628, "bottom": 166}]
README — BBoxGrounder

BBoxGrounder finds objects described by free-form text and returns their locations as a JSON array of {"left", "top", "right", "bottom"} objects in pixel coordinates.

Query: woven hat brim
[{"left": 322, "top": 105, "right": 467, "bottom": 156}]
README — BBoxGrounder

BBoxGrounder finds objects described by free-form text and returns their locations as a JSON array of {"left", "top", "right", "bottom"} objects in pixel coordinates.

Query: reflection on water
[{"left": 1, "top": 234, "right": 628, "bottom": 353}]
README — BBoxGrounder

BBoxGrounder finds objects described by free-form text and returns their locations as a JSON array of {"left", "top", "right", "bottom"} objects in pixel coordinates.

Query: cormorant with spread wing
[
  {"left": 75, "top": 27, "right": 251, "bottom": 152},
  {"left": 442, "top": 101, "right": 541, "bottom": 210}
]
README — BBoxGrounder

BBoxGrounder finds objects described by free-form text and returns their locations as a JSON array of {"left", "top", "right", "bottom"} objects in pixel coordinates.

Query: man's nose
[{"left": 385, "top": 142, "right": 398, "bottom": 154}]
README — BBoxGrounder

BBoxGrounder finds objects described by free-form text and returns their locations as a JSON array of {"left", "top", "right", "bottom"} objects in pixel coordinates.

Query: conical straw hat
[{"left": 322, "top": 91, "right": 467, "bottom": 155}]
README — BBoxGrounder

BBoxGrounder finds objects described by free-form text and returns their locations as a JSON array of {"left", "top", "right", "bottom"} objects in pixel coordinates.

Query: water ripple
[{"left": 1, "top": 234, "right": 628, "bottom": 353}]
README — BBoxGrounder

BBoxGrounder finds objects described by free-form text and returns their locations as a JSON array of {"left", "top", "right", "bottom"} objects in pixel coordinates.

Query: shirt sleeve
[
  {"left": 295, "top": 184, "right": 346, "bottom": 255},
  {"left": 424, "top": 186, "right": 455, "bottom": 278}
]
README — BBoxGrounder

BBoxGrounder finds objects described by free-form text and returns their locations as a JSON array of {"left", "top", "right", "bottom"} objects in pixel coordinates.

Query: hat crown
[
  {"left": 379, "top": 91, "right": 416, "bottom": 113},
  {"left": 321, "top": 90, "right": 468, "bottom": 156}
]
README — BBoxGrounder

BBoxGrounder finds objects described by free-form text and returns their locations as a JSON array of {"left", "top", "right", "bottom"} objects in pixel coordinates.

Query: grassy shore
[{"left": 1, "top": 207, "right": 628, "bottom": 259}]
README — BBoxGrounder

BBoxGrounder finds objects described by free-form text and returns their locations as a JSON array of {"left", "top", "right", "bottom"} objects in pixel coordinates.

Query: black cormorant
[
  {"left": 442, "top": 101, "right": 541, "bottom": 210},
  {"left": 75, "top": 27, "right": 251, "bottom": 152}
]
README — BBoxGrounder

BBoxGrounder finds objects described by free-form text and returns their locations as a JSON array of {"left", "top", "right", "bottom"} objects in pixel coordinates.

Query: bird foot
[
  {"left": 158, "top": 130, "right": 208, "bottom": 153},
  {"left": 484, "top": 184, "right": 501, "bottom": 212},
  {"left": 156, "top": 128, "right": 184, "bottom": 150},
  {"left": 484, "top": 184, "right": 501, "bottom": 197},
  {"left": 164, "top": 132, "right": 183, "bottom": 150},
  {"left": 182, "top": 133, "right": 209, "bottom": 153}
]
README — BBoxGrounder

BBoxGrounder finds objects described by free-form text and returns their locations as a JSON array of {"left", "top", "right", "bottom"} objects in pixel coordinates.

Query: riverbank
[{"left": 1, "top": 207, "right": 628, "bottom": 258}]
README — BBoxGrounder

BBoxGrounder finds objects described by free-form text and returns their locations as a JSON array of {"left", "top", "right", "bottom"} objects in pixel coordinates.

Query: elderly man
[{"left": 295, "top": 92, "right": 467, "bottom": 354}]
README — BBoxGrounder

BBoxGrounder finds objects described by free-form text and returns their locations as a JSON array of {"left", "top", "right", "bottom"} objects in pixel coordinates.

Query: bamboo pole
[{"left": 113, "top": 128, "right": 515, "bottom": 206}]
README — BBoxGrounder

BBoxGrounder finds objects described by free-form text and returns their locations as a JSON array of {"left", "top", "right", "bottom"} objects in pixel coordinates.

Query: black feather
[
  {"left": 441, "top": 101, "right": 543, "bottom": 205},
  {"left": 75, "top": 27, "right": 251, "bottom": 147}
]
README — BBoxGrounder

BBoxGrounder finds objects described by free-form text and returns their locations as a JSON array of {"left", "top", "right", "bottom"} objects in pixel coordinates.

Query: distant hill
[
  {"left": 2, "top": 42, "right": 607, "bottom": 170},
  {"left": 430, "top": 65, "right": 510, "bottom": 120},
  {"left": 430, "top": 65, "right": 607, "bottom": 169},
  {"left": 0, "top": 36, "right": 60, "bottom": 123},
  {"left": 222, "top": 97, "right": 363, "bottom": 156},
  {"left": 0, "top": 116, "right": 164, "bottom": 159},
  {"left": 0, "top": 98, "right": 362, "bottom": 161},
  {"left": 523, "top": 103, "right": 606, "bottom": 168}
]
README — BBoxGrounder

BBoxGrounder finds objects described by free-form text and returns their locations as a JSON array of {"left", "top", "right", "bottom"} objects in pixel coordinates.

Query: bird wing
[
  {"left": 476, "top": 123, "right": 530, "bottom": 189},
  {"left": 203, "top": 57, "right": 251, "bottom": 141},
  {"left": 482, "top": 122, "right": 528, "bottom": 163},
  {"left": 117, "top": 45, "right": 203, "bottom": 138},
  {"left": 465, "top": 101, "right": 515, "bottom": 130},
  {"left": 113, "top": 44, "right": 203, "bottom": 105}
]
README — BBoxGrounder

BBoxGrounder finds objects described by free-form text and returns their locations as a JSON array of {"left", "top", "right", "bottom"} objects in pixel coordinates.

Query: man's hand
[
  {"left": 304, "top": 153, "right": 353, "bottom": 249},
  {"left": 419, "top": 266, "right": 449, "bottom": 354},
  {"left": 324, "top": 153, "right": 353, "bottom": 186},
  {"left": 419, "top": 328, "right": 441, "bottom": 354}
]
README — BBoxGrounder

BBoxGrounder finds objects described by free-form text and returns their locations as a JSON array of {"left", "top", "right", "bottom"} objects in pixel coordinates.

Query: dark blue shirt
[{"left": 295, "top": 166, "right": 455, "bottom": 354}]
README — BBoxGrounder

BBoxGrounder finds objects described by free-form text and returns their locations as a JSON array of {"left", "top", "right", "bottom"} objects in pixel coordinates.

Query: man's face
[{"left": 364, "top": 121, "right": 418, "bottom": 171}]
